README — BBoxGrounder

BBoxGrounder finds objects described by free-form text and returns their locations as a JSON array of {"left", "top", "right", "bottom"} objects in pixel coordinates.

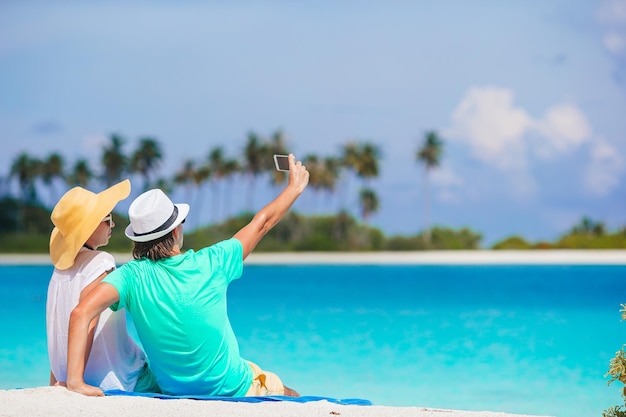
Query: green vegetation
[
  {"left": 2, "top": 194, "right": 623, "bottom": 253},
  {"left": 492, "top": 217, "right": 626, "bottom": 250},
  {"left": 416, "top": 130, "right": 444, "bottom": 245},
  {"left": 0, "top": 196, "right": 481, "bottom": 253},
  {"left": 2, "top": 132, "right": 625, "bottom": 252},
  {"left": 386, "top": 227, "right": 481, "bottom": 250},
  {"left": 604, "top": 305, "right": 626, "bottom": 417}
]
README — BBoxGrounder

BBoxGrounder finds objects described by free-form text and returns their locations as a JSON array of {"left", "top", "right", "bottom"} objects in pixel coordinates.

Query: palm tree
[
  {"left": 206, "top": 147, "right": 229, "bottom": 222},
  {"left": 354, "top": 142, "right": 380, "bottom": 185},
  {"left": 130, "top": 137, "right": 163, "bottom": 192},
  {"left": 416, "top": 130, "right": 444, "bottom": 244},
  {"left": 221, "top": 158, "right": 241, "bottom": 220},
  {"left": 9, "top": 152, "right": 41, "bottom": 232},
  {"left": 341, "top": 142, "right": 381, "bottom": 215},
  {"left": 341, "top": 142, "right": 360, "bottom": 170},
  {"left": 173, "top": 159, "right": 209, "bottom": 227},
  {"left": 243, "top": 131, "right": 267, "bottom": 210},
  {"left": 173, "top": 160, "right": 197, "bottom": 202},
  {"left": 41, "top": 152, "right": 65, "bottom": 207},
  {"left": 338, "top": 142, "right": 361, "bottom": 212},
  {"left": 0, "top": 174, "right": 8, "bottom": 197},
  {"left": 303, "top": 154, "right": 323, "bottom": 211},
  {"left": 320, "top": 156, "right": 341, "bottom": 212},
  {"left": 571, "top": 216, "right": 605, "bottom": 236},
  {"left": 101, "top": 134, "right": 128, "bottom": 187},
  {"left": 268, "top": 129, "right": 289, "bottom": 156},
  {"left": 152, "top": 177, "right": 173, "bottom": 194},
  {"left": 67, "top": 159, "right": 94, "bottom": 188},
  {"left": 10, "top": 152, "right": 41, "bottom": 204},
  {"left": 194, "top": 163, "right": 211, "bottom": 227},
  {"left": 359, "top": 187, "right": 379, "bottom": 222}
]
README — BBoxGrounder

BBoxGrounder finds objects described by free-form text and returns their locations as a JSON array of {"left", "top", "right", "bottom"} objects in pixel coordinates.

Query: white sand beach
[
  {"left": 1, "top": 249, "right": 625, "bottom": 266},
  {"left": 0, "top": 386, "right": 553, "bottom": 417}
]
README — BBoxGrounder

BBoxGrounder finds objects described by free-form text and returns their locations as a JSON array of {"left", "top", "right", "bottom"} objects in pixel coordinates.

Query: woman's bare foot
[{"left": 283, "top": 385, "right": 300, "bottom": 397}]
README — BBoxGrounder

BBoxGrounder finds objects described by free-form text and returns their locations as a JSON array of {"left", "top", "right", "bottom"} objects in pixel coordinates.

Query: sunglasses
[{"left": 102, "top": 214, "right": 113, "bottom": 227}]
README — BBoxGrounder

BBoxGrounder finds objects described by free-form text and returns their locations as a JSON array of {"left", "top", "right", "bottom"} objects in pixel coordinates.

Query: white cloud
[
  {"left": 583, "top": 137, "right": 625, "bottom": 196},
  {"left": 446, "top": 87, "right": 592, "bottom": 166},
  {"left": 534, "top": 103, "right": 591, "bottom": 157},
  {"left": 598, "top": 0, "right": 626, "bottom": 58},
  {"left": 604, "top": 32, "right": 626, "bottom": 55},
  {"left": 598, "top": 0, "right": 626, "bottom": 25},
  {"left": 445, "top": 86, "right": 623, "bottom": 199},
  {"left": 447, "top": 86, "right": 533, "bottom": 170}
]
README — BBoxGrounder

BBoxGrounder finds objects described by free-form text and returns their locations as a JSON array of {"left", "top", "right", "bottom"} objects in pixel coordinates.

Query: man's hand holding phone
[{"left": 274, "top": 154, "right": 309, "bottom": 194}]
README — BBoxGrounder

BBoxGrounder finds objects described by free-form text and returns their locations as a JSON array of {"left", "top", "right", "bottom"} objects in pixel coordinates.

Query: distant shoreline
[{"left": 1, "top": 250, "right": 625, "bottom": 265}]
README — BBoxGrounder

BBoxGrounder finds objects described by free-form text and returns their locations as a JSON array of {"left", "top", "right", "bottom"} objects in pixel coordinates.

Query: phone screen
[{"left": 273, "top": 155, "right": 290, "bottom": 171}]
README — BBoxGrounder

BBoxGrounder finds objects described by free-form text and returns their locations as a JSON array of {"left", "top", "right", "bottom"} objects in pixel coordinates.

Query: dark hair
[{"left": 132, "top": 232, "right": 176, "bottom": 261}]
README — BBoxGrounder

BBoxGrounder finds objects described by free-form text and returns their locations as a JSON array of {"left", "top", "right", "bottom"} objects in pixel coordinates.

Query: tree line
[
  {"left": 4, "top": 129, "right": 621, "bottom": 252},
  {"left": 2, "top": 129, "right": 444, "bottom": 237}
]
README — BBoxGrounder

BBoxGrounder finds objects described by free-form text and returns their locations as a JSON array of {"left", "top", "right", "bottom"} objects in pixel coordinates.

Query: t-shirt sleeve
[
  {"left": 102, "top": 265, "right": 128, "bottom": 312},
  {"left": 208, "top": 238, "right": 244, "bottom": 284}
]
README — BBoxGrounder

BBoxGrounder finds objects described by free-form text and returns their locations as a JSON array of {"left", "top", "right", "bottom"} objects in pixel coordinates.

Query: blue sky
[{"left": 1, "top": 1, "right": 625, "bottom": 246}]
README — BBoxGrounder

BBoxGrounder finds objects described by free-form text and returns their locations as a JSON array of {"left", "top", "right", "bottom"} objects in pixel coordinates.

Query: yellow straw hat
[{"left": 49, "top": 179, "right": 131, "bottom": 270}]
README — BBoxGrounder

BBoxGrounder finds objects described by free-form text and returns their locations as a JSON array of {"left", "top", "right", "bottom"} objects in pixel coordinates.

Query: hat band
[{"left": 134, "top": 206, "right": 179, "bottom": 237}]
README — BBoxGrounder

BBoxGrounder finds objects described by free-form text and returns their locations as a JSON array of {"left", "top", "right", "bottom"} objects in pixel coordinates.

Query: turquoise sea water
[{"left": 1, "top": 264, "right": 624, "bottom": 417}]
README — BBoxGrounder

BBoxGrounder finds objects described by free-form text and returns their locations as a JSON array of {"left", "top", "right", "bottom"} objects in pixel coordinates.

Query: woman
[{"left": 46, "top": 179, "right": 158, "bottom": 392}]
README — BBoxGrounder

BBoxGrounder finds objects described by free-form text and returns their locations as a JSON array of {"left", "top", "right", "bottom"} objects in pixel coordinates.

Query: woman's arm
[
  {"left": 66, "top": 282, "right": 121, "bottom": 396},
  {"left": 76, "top": 269, "right": 113, "bottom": 380}
]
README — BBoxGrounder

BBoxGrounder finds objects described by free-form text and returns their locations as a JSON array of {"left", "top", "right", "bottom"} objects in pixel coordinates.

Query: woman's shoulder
[{"left": 73, "top": 248, "right": 114, "bottom": 265}]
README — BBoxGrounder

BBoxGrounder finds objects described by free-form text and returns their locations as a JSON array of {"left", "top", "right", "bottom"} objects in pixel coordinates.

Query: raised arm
[
  {"left": 66, "top": 282, "right": 121, "bottom": 396},
  {"left": 234, "top": 154, "right": 309, "bottom": 259}
]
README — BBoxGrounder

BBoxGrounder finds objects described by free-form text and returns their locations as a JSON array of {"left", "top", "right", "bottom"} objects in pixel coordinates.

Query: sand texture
[{"left": 0, "top": 387, "right": 553, "bottom": 417}]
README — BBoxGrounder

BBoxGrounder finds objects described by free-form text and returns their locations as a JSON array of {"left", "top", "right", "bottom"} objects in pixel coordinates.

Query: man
[
  {"left": 47, "top": 179, "right": 158, "bottom": 392},
  {"left": 66, "top": 154, "right": 308, "bottom": 397}
]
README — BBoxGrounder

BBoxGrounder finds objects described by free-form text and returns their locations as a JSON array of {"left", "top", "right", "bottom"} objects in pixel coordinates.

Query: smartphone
[{"left": 273, "top": 154, "right": 290, "bottom": 171}]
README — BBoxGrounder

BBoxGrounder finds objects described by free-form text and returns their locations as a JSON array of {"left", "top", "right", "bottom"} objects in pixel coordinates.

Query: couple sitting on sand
[{"left": 46, "top": 155, "right": 308, "bottom": 397}]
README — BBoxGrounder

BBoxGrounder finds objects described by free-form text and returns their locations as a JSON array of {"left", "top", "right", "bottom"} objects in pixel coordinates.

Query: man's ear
[{"left": 172, "top": 225, "right": 181, "bottom": 239}]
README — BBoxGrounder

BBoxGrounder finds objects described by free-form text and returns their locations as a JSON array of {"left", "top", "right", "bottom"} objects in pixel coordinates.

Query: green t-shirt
[{"left": 103, "top": 238, "right": 252, "bottom": 396}]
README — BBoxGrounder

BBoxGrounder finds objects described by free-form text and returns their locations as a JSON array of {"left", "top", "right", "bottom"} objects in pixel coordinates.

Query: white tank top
[{"left": 46, "top": 248, "right": 146, "bottom": 390}]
